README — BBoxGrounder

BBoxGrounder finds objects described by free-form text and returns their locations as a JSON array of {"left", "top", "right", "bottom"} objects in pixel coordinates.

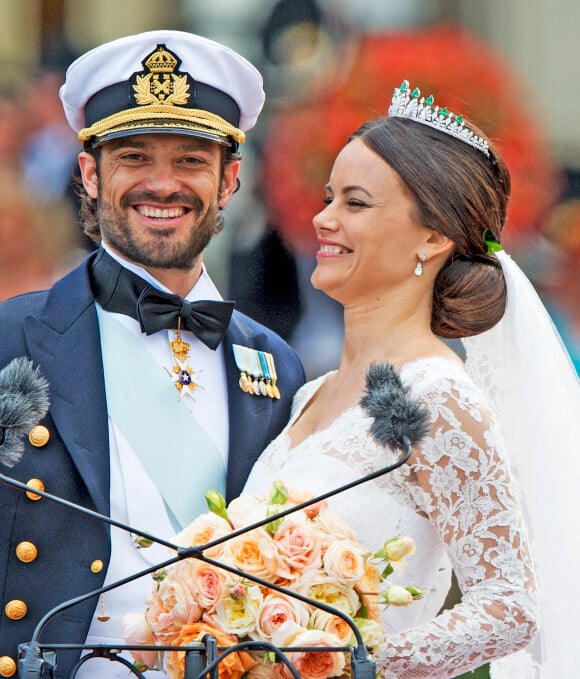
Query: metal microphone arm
[
  {"left": 7, "top": 438, "right": 412, "bottom": 678},
  {"left": 0, "top": 472, "right": 178, "bottom": 550}
]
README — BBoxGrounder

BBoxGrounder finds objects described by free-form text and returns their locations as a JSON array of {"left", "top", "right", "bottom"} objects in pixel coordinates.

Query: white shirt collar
[{"left": 101, "top": 243, "right": 222, "bottom": 302}]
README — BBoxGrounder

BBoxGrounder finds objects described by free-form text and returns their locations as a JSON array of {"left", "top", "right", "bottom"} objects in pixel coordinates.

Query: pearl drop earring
[{"left": 414, "top": 253, "right": 427, "bottom": 277}]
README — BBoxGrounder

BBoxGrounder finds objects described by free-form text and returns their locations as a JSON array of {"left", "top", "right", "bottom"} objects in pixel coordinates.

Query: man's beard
[{"left": 97, "top": 190, "right": 220, "bottom": 270}]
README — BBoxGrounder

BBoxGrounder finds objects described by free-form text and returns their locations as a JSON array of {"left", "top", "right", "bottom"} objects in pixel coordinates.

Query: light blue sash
[{"left": 96, "top": 308, "right": 226, "bottom": 528}]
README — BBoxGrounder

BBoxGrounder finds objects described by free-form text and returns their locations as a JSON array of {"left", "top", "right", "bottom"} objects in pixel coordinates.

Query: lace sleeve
[{"left": 375, "top": 373, "right": 539, "bottom": 679}]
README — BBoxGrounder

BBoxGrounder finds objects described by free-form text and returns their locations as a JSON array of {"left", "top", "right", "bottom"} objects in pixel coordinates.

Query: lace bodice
[{"left": 243, "top": 357, "right": 538, "bottom": 678}]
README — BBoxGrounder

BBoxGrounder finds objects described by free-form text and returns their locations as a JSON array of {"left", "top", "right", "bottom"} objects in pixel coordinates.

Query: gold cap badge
[{"left": 132, "top": 45, "right": 191, "bottom": 107}]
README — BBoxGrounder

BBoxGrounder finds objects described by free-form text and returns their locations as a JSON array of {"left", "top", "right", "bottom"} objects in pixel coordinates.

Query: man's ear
[
  {"left": 218, "top": 160, "right": 241, "bottom": 209},
  {"left": 78, "top": 151, "right": 99, "bottom": 199}
]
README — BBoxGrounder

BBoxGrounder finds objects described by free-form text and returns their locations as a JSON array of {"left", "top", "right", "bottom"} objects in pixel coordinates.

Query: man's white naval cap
[{"left": 59, "top": 29, "right": 265, "bottom": 150}]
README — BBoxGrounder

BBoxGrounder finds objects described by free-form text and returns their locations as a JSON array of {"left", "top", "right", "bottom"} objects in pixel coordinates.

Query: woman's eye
[
  {"left": 347, "top": 199, "right": 367, "bottom": 208},
  {"left": 322, "top": 197, "right": 333, "bottom": 205}
]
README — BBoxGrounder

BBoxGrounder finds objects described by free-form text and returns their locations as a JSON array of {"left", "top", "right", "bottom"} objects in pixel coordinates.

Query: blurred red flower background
[{"left": 261, "top": 25, "right": 563, "bottom": 255}]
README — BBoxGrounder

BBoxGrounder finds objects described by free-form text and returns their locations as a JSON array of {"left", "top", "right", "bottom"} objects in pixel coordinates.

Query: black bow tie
[{"left": 90, "top": 249, "right": 234, "bottom": 350}]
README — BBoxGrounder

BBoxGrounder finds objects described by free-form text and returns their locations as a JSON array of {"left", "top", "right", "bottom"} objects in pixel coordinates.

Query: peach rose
[
  {"left": 227, "top": 495, "right": 269, "bottom": 529},
  {"left": 309, "top": 609, "right": 353, "bottom": 645},
  {"left": 145, "top": 567, "right": 203, "bottom": 644},
  {"left": 322, "top": 540, "right": 365, "bottom": 584},
  {"left": 274, "top": 515, "right": 325, "bottom": 577},
  {"left": 272, "top": 622, "right": 345, "bottom": 679},
  {"left": 121, "top": 612, "right": 163, "bottom": 670},
  {"left": 165, "top": 621, "right": 256, "bottom": 679},
  {"left": 246, "top": 658, "right": 285, "bottom": 679},
  {"left": 253, "top": 593, "right": 310, "bottom": 642},
  {"left": 314, "top": 508, "right": 357, "bottom": 542},
  {"left": 182, "top": 560, "right": 232, "bottom": 611},
  {"left": 172, "top": 512, "right": 232, "bottom": 558},
  {"left": 285, "top": 489, "right": 328, "bottom": 519}
]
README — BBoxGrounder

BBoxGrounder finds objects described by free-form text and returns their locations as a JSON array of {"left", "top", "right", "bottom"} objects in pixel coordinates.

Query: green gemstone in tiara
[{"left": 388, "top": 79, "right": 490, "bottom": 158}]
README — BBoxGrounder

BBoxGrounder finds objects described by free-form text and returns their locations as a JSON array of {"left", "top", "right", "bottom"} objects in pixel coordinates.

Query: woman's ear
[
  {"left": 424, "top": 228, "right": 454, "bottom": 260},
  {"left": 78, "top": 151, "right": 99, "bottom": 199}
]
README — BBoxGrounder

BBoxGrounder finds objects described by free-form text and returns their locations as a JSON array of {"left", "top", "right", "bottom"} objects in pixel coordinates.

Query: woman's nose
[{"left": 313, "top": 204, "right": 339, "bottom": 232}]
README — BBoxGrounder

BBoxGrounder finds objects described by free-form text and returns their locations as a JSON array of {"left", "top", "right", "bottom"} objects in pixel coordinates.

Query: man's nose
[{"left": 143, "top": 161, "right": 182, "bottom": 194}]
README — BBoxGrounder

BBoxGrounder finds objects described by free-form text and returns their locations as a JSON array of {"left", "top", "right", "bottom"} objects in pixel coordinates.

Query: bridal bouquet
[{"left": 122, "top": 482, "right": 422, "bottom": 679}]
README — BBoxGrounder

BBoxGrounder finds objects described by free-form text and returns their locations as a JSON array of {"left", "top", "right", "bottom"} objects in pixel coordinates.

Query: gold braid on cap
[
  {"left": 78, "top": 106, "right": 246, "bottom": 144},
  {"left": 388, "top": 80, "right": 490, "bottom": 157}
]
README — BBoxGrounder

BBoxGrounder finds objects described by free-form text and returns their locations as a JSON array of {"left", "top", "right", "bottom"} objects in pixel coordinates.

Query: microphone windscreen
[
  {"left": 0, "top": 357, "right": 50, "bottom": 468},
  {"left": 360, "top": 362, "right": 429, "bottom": 450}
]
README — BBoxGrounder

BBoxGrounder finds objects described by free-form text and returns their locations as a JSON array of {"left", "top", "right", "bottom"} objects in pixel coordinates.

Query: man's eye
[
  {"left": 182, "top": 156, "right": 204, "bottom": 165},
  {"left": 120, "top": 153, "right": 144, "bottom": 161}
]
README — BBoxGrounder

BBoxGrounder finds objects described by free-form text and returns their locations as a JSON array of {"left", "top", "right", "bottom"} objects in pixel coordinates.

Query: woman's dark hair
[
  {"left": 350, "top": 116, "right": 510, "bottom": 338},
  {"left": 73, "top": 141, "right": 242, "bottom": 245}
]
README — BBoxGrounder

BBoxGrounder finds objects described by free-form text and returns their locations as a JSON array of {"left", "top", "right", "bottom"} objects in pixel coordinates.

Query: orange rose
[
  {"left": 223, "top": 529, "right": 288, "bottom": 581},
  {"left": 173, "top": 513, "right": 232, "bottom": 558},
  {"left": 165, "top": 621, "right": 256, "bottom": 679},
  {"left": 272, "top": 623, "right": 345, "bottom": 679},
  {"left": 353, "top": 561, "right": 381, "bottom": 623},
  {"left": 309, "top": 609, "right": 353, "bottom": 645}
]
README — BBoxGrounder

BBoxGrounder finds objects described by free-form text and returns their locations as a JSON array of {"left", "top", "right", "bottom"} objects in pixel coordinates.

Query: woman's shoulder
[{"left": 400, "top": 355, "right": 485, "bottom": 404}]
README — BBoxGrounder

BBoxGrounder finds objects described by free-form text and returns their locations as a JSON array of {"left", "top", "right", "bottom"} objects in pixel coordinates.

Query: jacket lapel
[
  {"left": 224, "top": 313, "right": 273, "bottom": 501},
  {"left": 23, "top": 257, "right": 111, "bottom": 518}
]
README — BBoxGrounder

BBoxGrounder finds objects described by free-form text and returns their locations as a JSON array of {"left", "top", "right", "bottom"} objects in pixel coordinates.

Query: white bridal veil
[{"left": 463, "top": 250, "right": 580, "bottom": 679}]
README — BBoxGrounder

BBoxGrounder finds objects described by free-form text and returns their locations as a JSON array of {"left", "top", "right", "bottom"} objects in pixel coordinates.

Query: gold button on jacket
[
  {"left": 0, "top": 656, "right": 17, "bottom": 677},
  {"left": 25, "top": 478, "right": 44, "bottom": 501},
  {"left": 90, "top": 559, "right": 104, "bottom": 574},
  {"left": 15, "top": 542, "right": 38, "bottom": 563},
  {"left": 4, "top": 600, "right": 27, "bottom": 620},
  {"left": 28, "top": 425, "right": 50, "bottom": 447}
]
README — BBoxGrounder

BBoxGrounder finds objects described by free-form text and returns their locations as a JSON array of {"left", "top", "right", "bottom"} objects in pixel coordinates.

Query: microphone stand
[{"left": 1, "top": 438, "right": 412, "bottom": 679}]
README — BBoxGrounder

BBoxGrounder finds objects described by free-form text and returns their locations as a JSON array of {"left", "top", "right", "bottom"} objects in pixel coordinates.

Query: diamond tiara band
[{"left": 388, "top": 80, "right": 490, "bottom": 158}]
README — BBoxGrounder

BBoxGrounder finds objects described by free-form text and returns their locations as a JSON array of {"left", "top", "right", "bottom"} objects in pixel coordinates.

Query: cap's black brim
[{"left": 90, "top": 126, "right": 233, "bottom": 148}]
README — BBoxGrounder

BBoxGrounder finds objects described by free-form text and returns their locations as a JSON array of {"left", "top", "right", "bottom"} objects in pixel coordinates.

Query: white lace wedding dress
[{"left": 243, "top": 357, "right": 539, "bottom": 679}]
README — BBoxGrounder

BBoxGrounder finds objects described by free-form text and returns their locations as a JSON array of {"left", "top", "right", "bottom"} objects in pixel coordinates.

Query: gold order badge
[{"left": 165, "top": 319, "right": 203, "bottom": 403}]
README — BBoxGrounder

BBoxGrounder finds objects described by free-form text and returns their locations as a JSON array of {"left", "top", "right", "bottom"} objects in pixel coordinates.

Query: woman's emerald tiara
[{"left": 388, "top": 80, "right": 490, "bottom": 158}]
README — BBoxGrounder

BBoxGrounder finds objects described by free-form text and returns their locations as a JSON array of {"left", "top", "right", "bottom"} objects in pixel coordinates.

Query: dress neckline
[{"left": 285, "top": 355, "right": 467, "bottom": 452}]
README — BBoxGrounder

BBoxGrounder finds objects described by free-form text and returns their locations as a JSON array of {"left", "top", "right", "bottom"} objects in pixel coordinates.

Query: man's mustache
[{"left": 120, "top": 191, "right": 204, "bottom": 214}]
